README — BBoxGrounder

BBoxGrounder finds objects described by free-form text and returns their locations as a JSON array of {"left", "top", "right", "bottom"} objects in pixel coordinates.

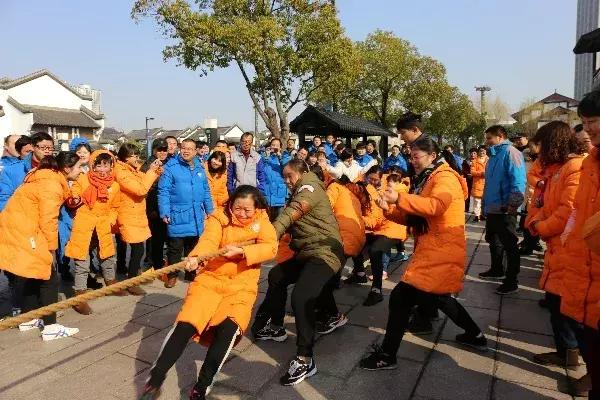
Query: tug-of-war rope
[{"left": 0, "top": 240, "right": 256, "bottom": 331}]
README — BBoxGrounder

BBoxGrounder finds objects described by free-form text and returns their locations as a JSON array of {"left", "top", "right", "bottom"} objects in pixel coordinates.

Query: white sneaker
[
  {"left": 41, "top": 324, "right": 79, "bottom": 341},
  {"left": 18, "top": 318, "right": 44, "bottom": 332}
]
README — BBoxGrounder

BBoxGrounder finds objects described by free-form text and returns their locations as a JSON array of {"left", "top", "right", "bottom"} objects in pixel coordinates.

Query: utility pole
[
  {"left": 145, "top": 116, "right": 154, "bottom": 158},
  {"left": 475, "top": 86, "right": 492, "bottom": 116},
  {"left": 254, "top": 106, "right": 259, "bottom": 137}
]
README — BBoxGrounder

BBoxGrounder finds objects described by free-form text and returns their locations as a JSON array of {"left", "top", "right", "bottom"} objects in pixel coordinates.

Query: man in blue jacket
[
  {"left": 158, "top": 138, "right": 214, "bottom": 288},
  {"left": 227, "top": 132, "right": 266, "bottom": 193},
  {"left": 478, "top": 125, "right": 526, "bottom": 295},
  {"left": 0, "top": 132, "right": 53, "bottom": 211},
  {"left": 263, "top": 138, "right": 290, "bottom": 220},
  {"left": 354, "top": 142, "right": 374, "bottom": 168},
  {"left": 382, "top": 145, "right": 408, "bottom": 174}
]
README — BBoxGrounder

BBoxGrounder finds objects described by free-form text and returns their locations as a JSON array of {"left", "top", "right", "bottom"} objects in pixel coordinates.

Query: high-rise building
[{"left": 575, "top": 0, "right": 600, "bottom": 100}]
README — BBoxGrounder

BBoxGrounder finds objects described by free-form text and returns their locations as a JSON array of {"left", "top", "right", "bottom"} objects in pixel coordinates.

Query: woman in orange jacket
[
  {"left": 559, "top": 92, "right": 600, "bottom": 398},
  {"left": 0, "top": 152, "right": 82, "bottom": 340},
  {"left": 140, "top": 185, "right": 277, "bottom": 400},
  {"left": 524, "top": 122, "right": 586, "bottom": 372},
  {"left": 360, "top": 136, "right": 486, "bottom": 371},
  {"left": 344, "top": 166, "right": 408, "bottom": 307},
  {"left": 205, "top": 150, "right": 229, "bottom": 209},
  {"left": 65, "top": 150, "right": 123, "bottom": 315},
  {"left": 470, "top": 147, "right": 488, "bottom": 221},
  {"left": 114, "top": 143, "right": 162, "bottom": 296}
]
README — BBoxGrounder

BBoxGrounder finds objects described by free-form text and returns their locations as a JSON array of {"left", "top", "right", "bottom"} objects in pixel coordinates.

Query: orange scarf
[{"left": 81, "top": 171, "right": 114, "bottom": 208}]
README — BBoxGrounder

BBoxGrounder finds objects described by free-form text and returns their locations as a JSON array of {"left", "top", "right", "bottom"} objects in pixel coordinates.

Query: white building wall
[
  {"left": 0, "top": 91, "right": 34, "bottom": 143},
  {"left": 6, "top": 75, "right": 93, "bottom": 109},
  {"left": 575, "top": 0, "right": 600, "bottom": 100}
]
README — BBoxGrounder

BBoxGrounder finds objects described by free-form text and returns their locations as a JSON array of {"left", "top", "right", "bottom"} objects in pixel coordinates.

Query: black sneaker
[
  {"left": 495, "top": 283, "right": 518, "bottom": 295},
  {"left": 407, "top": 316, "right": 434, "bottom": 335},
  {"left": 344, "top": 273, "right": 368, "bottom": 285},
  {"left": 251, "top": 313, "right": 270, "bottom": 336},
  {"left": 363, "top": 290, "right": 383, "bottom": 306},
  {"left": 359, "top": 344, "right": 397, "bottom": 370},
  {"left": 478, "top": 270, "right": 505, "bottom": 280},
  {"left": 455, "top": 333, "right": 488, "bottom": 351},
  {"left": 316, "top": 313, "right": 348, "bottom": 335},
  {"left": 139, "top": 384, "right": 160, "bottom": 400},
  {"left": 254, "top": 324, "right": 288, "bottom": 342},
  {"left": 533, "top": 243, "right": 543, "bottom": 252},
  {"left": 188, "top": 385, "right": 207, "bottom": 400},
  {"left": 280, "top": 357, "right": 317, "bottom": 385}
]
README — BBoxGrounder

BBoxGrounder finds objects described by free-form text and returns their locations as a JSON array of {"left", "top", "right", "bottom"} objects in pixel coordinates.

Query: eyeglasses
[
  {"left": 35, "top": 146, "right": 54, "bottom": 151},
  {"left": 410, "top": 154, "right": 428, "bottom": 161}
]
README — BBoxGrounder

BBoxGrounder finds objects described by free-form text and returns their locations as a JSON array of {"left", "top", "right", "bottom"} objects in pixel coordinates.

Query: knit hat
[{"left": 69, "top": 137, "right": 90, "bottom": 152}]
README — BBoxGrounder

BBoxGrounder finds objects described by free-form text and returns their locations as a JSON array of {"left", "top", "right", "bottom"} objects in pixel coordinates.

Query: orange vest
[
  {"left": 560, "top": 151, "right": 600, "bottom": 328},
  {"left": 470, "top": 156, "right": 487, "bottom": 198},
  {"left": 114, "top": 161, "right": 159, "bottom": 243},
  {"left": 0, "top": 169, "right": 70, "bottom": 279}
]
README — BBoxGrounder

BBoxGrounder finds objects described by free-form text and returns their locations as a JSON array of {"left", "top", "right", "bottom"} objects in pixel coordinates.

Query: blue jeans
[{"left": 546, "top": 292, "right": 584, "bottom": 355}]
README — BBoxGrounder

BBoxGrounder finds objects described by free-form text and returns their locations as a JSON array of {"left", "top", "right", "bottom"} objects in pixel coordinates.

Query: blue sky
[{"left": 1, "top": 0, "right": 576, "bottom": 131}]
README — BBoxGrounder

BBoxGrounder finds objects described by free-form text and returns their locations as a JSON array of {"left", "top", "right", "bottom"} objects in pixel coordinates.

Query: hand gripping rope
[{"left": 0, "top": 240, "right": 256, "bottom": 331}]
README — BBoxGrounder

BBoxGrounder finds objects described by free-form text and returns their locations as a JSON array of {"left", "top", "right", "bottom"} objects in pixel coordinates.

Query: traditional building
[
  {"left": 511, "top": 92, "right": 581, "bottom": 135},
  {"left": 0, "top": 69, "right": 104, "bottom": 146}
]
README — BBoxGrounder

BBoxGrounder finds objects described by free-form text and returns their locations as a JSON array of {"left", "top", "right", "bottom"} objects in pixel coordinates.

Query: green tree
[{"left": 132, "top": 0, "right": 355, "bottom": 139}]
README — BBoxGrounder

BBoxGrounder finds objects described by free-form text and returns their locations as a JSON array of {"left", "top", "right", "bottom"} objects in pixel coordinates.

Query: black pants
[
  {"left": 255, "top": 257, "right": 335, "bottom": 357},
  {"left": 166, "top": 236, "right": 198, "bottom": 279},
  {"left": 546, "top": 292, "right": 583, "bottom": 356},
  {"left": 382, "top": 281, "right": 482, "bottom": 356},
  {"left": 13, "top": 267, "right": 59, "bottom": 325},
  {"left": 116, "top": 238, "right": 145, "bottom": 279},
  {"left": 148, "top": 319, "right": 239, "bottom": 393},
  {"left": 353, "top": 235, "right": 399, "bottom": 290},
  {"left": 485, "top": 214, "right": 520, "bottom": 285},
  {"left": 316, "top": 269, "right": 343, "bottom": 321},
  {"left": 148, "top": 216, "right": 167, "bottom": 269}
]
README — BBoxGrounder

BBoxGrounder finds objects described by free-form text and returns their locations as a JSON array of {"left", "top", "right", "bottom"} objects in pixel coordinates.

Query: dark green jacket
[{"left": 273, "top": 172, "right": 344, "bottom": 272}]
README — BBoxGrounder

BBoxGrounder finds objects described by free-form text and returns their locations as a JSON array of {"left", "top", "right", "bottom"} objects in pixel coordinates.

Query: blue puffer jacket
[
  {"left": 158, "top": 154, "right": 214, "bottom": 238},
  {"left": 57, "top": 206, "right": 75, "bottom": 262},
  {"left": 0, "top": 153, "right": 32, "bottom": 212},
  {"left": 263, "top": 153, "right": 290, "bottom": 207},
  {"left": 355, "top": 153, "right": 374, "bottom": 168},
  {"left": 483, "top": 140, "right": 526, "bottom": 214},
  {"left": 382, "top": 155, "right": 408, "bottom": 174}
]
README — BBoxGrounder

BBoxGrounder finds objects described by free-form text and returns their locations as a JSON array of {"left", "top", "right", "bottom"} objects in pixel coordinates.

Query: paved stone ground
[{"left": 0, "top": 220, "right": 588, "bottom": 400}]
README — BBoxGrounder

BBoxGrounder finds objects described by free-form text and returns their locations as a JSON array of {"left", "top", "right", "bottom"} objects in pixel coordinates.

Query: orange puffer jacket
[
  {"left": 364, "top": 184, "right": 407, "bottom": 241},
  {"left": 176, "top": 208, "right": 277, "bottom": 345},
  {"left": 114, "top": 161, "right": 159, "bottom": 244},
  {"left": 0, "top": 169, "right": 70, "bottom": 279},
  {"left": 65, "top": 153, "right": 121, "bottom": 261},
  {"left": 525, "top": 159, "right": 543, "bottom": 215},
  {"left": 561, "top": 151, "right": 600, "bottom": 329},
  {"left": 526, "top": 157, "right": 583, "bottom": 296},
  {"left": 205, "top": 166, "right": 229, "bottom": 208},
  {"left": 326, "top": 182, "right": 366, "bottom": 257},
  {"left": 388, "top": 163, "right": 468, "bottom": 294},
  {"left": 470, "top": 156, "right": 487, "bottom": 198}
]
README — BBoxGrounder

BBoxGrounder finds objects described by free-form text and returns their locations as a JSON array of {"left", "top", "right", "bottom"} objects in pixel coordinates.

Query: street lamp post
[{"left": 145, "top": 116, "right": 155, "bottom": 158}]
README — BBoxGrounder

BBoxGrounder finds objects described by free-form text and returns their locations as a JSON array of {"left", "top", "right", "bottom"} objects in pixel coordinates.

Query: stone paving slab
[{"left": 0, "top": 219, "right": 583, "bottom": 400}]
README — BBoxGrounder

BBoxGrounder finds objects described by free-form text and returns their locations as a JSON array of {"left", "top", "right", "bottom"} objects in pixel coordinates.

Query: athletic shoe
[
  {"left": 280, "top": 357, "right": 317, "bottom": 386},
  {"left": 251, "top": 313, "right": 270, "bottom": 336},
  {"left": 478, "top": 270, "right": 505, "bottom": 280},
  {"left": 138, "top": 384, "right": 160, "bottom": 400},
  {"left": 316, "top": 313, "right": 348, "bottom": 335},
  {"left": 368, "top": 271, "right": 388, "bottom": 281},
  {"left": 189, "top": 385, "right": 207, "bottom": 400},
  {"left": 41, "top": 324, "right": 79, "bottom": 341},
  {"left": 343, "top": 273, "right": 368, "bottom": 285},
  {"left": 359, "top": 344, "right": 397, "bottom": 370},
  {"left": 18, "top": 318, "right": 44, "bottom": 332},
  {"left": 254, "top": 324, "right": 288, "bottom": 342},
  {"left": 391, "top": 252, "right": 409, "bottom": 263},
  {"left": 495, "top": 283, "right": 519, "bottom": 295},
  {"left": 363, "top": 290, "right": 384, "bottom": 306},
  {"left": 455, "top": 333, "right": 488, "bottom": 351}
]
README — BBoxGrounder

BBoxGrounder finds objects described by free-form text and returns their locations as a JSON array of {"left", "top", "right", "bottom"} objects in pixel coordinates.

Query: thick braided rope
[{"left": 0, "top": 240, "right": 256, "bottom": 331}]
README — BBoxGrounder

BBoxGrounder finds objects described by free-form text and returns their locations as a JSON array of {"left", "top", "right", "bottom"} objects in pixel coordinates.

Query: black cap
[
  {"left": 152, "top": 138, "right": 168, "bottom": 151},
  {"left": 509, "top": 134, "right": 526, "bottom": 141}
]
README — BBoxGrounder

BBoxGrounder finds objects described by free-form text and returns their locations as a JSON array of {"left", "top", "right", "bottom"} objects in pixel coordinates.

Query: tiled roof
[
  {"left": 0, "top": 69, "right": 93, "bottom": 101},
  {"left": 7, "top": 97, "right": 100, "bottom": 128},
  {"left": 290, "top": 105, "right": 393, "bottom": 137},
  {"left": 539, "top": 92, "right": 579, "bottom": 108},
  {"left": 127, "top": 128, "right": 162, "bottom": 140},
  {"left": 99, "top": 127, "right": 125, "bottom": 141}
]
